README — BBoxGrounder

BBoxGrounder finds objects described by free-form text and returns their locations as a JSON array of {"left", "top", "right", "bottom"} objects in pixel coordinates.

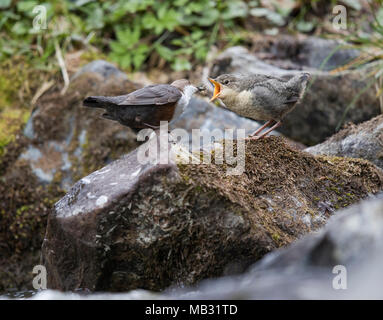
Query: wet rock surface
[
  {"left": 306, "top": 115, "right": 383, "bottom": 170},
  {"left": 42, "top": 136, "right": 383, "bottom": 292},
  {"left": 210, "top": 39, "right": 381, "bottom": 145}
]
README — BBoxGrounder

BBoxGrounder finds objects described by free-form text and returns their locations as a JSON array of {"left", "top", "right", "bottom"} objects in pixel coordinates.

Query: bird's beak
[{"left": 208, "top": 78, "right": 221, "bottom": 102}]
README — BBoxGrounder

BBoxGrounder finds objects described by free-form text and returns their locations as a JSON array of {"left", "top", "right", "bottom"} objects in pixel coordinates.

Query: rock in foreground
[
  {"left": 42, "top": 136, "right": 383, "bottom": 292},
  {"left": 169, "top": 193, "right": 383, "bottom": 299},
  {"left": 306, "top": 115, "right": 383, "bottom": 170},
  {"left": 23, "top": 192, "right": 383, "bottom": 299}
]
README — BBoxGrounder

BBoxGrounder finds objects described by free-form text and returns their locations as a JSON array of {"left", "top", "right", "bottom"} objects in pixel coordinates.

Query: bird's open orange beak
[{"left": 209, "top": 78, "right": 221, "bottom": 102}]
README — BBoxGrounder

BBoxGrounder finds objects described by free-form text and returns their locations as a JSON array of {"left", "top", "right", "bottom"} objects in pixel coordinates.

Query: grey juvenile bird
[
  {"left": 209, "top": 73, "right": 310, "bottom": 139},
  {"left": 83, "top": 79, "right": 202, "bottom": 129}
]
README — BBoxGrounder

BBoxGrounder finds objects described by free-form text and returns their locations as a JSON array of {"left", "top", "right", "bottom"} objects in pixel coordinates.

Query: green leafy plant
[
  {"left": 0, "top": 0, "right": 371, "bottom": 74},
  {"left": 106, "top": 0, "right": 250, "bottom": 71},
  {"left": 109, "top": 25, "right": 150, "bottom": 70}
]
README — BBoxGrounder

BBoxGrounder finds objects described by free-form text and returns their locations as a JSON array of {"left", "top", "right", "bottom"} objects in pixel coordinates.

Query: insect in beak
[{"left": 208, "top": 78, "right": 221, "bottom": 102}]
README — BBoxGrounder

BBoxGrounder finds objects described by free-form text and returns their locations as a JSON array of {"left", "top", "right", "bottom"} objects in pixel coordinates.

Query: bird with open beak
[
  {"left": 209, "top": 73, "right": 310, "bottom": 139},
  {"left": 83, "top": 79, "right": 203, "bottom": 130}
]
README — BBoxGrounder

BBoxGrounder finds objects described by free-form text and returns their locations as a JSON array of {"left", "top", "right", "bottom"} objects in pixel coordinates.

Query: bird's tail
[{"left": 83, "top": 96, "right": 115, "bottom": 108}]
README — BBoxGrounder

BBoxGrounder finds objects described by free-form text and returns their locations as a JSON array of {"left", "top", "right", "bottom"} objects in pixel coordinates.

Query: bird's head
[{"left": 208, "top": 74, "right": 242, "bottom": 102}]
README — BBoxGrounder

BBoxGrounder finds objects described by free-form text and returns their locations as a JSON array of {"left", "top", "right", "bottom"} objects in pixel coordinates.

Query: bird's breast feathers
[
  {"left": 222, "top": 89, "right": 257, "bottom": 116},
  {"left": 236, "top": 90, "right": 253, "bottom": 106},
  {"left": 221, "top": 89, "right": 276, "bottom": 120}
]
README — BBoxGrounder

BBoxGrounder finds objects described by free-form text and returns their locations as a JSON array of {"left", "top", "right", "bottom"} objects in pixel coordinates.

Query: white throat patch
[
  {"left": 182, "top": 85, "right": 197, "bottom": 102},
  {"left": 172, "top": 85, "right": 197, "bottom": 122}
]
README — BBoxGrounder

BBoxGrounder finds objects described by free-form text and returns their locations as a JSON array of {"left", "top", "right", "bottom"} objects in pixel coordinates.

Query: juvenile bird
[
  {"left": 83, "top": 79, "right": 201, "bottom": 129},
  {"left": 209, "top": 73, "right": 310, "bottom": 139}
]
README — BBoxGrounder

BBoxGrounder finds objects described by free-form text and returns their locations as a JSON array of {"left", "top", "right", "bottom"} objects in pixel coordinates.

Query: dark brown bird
[
  {"left": 209, "top": 73, "right": 310, "bottom": 139},
  {"left": 83, "top": 79, "right": 201, "bottom": 129}
]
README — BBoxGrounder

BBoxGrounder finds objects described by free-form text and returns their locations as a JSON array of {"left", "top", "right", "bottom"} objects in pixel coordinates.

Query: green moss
[
  {"left": 272, "top": 233, "right": 280, "bottom": 242},
  {"left": 194, "top": 185, "right": 203, "bottom": 193},
  {"left": 79, "top": 50, "right": 108, "bottom": 66},
  {"left": 0, "top": 58, "right": 50, "bottom": 154},
  {"left": 0, "top": 108, "right": 30, "bottom": 155},
  {"left": 0, "top": 60, "right": 28, "bottom": 108}
]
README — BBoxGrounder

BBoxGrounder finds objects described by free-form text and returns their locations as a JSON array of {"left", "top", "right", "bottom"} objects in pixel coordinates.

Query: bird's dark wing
[
  {"left": 284, "top": 96, "right": 299, "bottom": 104},
  {"left": 118, "top": 84, "right": 182, "bottom": 106}
]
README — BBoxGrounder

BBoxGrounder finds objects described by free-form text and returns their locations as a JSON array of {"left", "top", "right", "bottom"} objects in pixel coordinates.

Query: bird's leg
[
  {"left": 249, "top": 120, "right": 274, "bottom": 137},
  {"left": 250, "top": 121, "right": 282, "bottom": 140}
]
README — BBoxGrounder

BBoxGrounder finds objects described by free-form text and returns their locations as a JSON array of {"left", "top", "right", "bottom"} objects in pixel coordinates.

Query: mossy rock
[{"left": 42, "top": 136, "right": 383, "bottom": 292}]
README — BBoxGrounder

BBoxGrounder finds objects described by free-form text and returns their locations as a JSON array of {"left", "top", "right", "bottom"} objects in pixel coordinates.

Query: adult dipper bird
[
  {"left": 209, "top": 73, "right": 310, "bottom": 139},
  {"left": 83, "top": 79, "right": 201, "bottom": 129}
]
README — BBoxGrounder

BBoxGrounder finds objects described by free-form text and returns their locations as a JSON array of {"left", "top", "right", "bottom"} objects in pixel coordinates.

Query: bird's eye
[{"left": 223, "top": 79, "right": 230, "bottom": 85}]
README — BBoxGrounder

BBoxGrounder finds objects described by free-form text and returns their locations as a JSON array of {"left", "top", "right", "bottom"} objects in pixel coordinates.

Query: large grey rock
[
  {"left": 306, "top": 115, "right": 383, "bottom": 170},
  {"left": 297, "top": 37, "right": 360, "bottom": 71},
  {"left": 22, "top": 193, "right": 383, "bottom": 299},
  {"left": 210, "top": 39, "right": 381, "bottom": 145},
  {"left": 71, "top": 60, "right": 128, "bottom": 80},
  {"left": 41, "top": 136, "right": 383, "bottom": 292},
  {"left": 255, "top": 36, "right": 361, "bottom": 71},
  {"left": 167, "top": 193, "right": 383, "bottom": 299}
]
